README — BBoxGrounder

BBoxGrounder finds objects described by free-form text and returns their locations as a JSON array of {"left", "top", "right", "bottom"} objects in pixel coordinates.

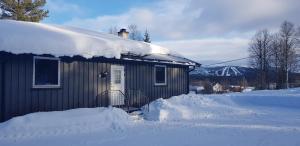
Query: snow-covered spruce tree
[
  {"left": 143, "top": 29, "right": 151, "bottom": 43},
  {"left": 0, "top": 0, "right": 48, "bottom": 22}
]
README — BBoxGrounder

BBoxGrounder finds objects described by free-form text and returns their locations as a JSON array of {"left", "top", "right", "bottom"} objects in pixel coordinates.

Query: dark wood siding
[
  {"left": 0, "top": 55, "right": 189, "bottom": 122},
  {"left": 0, "top": 56, "right": 111, "bottom": 122},
  {"left": 124, "top": 63, "right": 188, "bottom": 102},
  {"left": 0, "top": 60, "right": 3, "bottom": 122}
]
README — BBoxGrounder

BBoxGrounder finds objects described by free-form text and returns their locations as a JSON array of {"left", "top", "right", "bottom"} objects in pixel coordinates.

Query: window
[
  {"left": 33, "top": 56, "right": 60, "bottom": 88},
  {"left": 114, "top": 70, "right": 122, "bottom": 84},
  {"left": 154, "top": 65, "right": 167, "bottom": 85}
]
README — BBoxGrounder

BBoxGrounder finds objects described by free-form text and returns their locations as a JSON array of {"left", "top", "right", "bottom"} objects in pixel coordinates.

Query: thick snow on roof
[{"left": 0, "top": 20, "right": 176, "bottom": 59}]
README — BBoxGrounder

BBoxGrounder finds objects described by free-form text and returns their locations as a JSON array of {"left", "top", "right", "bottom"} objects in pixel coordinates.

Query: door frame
[{"left": 110, "top": 65, "right": 125, "bottom": 105}]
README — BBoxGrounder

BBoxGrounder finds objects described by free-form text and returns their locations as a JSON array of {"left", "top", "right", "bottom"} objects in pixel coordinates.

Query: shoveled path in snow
[{"left": 0, "top": 89, "right": 300, "bottom": 146}]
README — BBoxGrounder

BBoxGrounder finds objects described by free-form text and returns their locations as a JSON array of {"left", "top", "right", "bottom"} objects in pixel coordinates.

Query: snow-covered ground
[{"left": 1, "top": 88, "right": 300, "bottom": 146}]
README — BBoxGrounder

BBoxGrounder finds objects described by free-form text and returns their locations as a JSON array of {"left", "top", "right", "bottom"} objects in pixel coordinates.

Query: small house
[
  {"left": 213, "top": 83, "right": 223, "bottom": 93},
  {"left": 0, "top": 20, "right": 200, "bottom": 122}
]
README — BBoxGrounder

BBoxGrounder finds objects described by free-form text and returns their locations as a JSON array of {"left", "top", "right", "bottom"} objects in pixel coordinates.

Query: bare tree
[
  {"left": 270, "top": 33, "right": 281, "bottom": 88},
  {"left": 248, "top": 29, "right": 272, "bottom": 89},
  {"left": 278, "top": 21, "right": 298, "bottom": 88},
  {"left": 128, "top": 24, "right": 143, "bottom": 41},
  {"left": 108, "top": 26, "right": 119, "bottom": 35}
]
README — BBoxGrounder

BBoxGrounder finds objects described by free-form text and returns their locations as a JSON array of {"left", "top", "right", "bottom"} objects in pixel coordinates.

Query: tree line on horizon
[{"left": 248, "top": 21, "right": 300, "bottom": 90}]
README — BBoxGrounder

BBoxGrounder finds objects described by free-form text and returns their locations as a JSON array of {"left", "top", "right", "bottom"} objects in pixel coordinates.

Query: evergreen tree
[
  {"left": 143, "top": 29, "right": 151, "bottom": 43},
  {"left": 0, "top": 0, "right": 49, "bottom": 22}
]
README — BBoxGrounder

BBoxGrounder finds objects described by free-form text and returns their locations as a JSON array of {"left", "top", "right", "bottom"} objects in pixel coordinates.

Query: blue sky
[
  {"left": 44, "top": 0, "right": 300, "bottom": 65},
  {"left": 44, "top": 0, "right": 155, "bottom": 24}
]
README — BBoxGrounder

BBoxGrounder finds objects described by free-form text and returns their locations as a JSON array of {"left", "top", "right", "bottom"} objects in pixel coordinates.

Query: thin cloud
[{"left": 50, "top": 0, "right": 300, "bottom": 64}]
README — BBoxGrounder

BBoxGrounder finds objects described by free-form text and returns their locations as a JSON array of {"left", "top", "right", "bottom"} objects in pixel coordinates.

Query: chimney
[{"left": 118, "top": 28, "right": 129, "bottom": 39}]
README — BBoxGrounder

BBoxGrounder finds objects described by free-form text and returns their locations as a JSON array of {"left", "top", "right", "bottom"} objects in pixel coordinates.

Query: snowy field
[{"left": 0, "top": 88, "right": 300, "bottom": 146}]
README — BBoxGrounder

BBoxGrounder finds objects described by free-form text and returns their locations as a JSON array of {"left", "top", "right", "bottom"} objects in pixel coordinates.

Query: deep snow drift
[
  {"left": 0, "top": 88, "right": 300, "bottom": 146},
  {"left": 0, "top": 20, "right": 174, "bottom": 59}
]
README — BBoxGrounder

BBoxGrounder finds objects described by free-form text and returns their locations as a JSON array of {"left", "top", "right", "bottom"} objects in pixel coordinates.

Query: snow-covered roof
[{"left": 0, "top": 20, "right": 185, "bottom": 62}]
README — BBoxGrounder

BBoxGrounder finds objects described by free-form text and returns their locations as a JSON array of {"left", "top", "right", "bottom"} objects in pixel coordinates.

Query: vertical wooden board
[
  {"left": 0, "top": 61, "right": 2, "bottom": 119},
  {"left": 57, "top": 62, "right": 64, "bottom": 111},
  {"left": 106, "top": 63, "right": 110, "bottom": 92},
  {"left": 31, "top": 90, "right": 39, "bottom": 113},
  {"left": 129, "top": 65, "right": 133, "bottom": 90},
  {"left": 18, "top": 59, "right": 26, "bottom": 115},
  {"left": 25, "top": 59, "right": 32, "bottom": 113},
  {"left": 126, "top": 65, "right": 132, "bottom": 90},
  {"left": 83, "top": 62, "right": 89, "bottom": 107},
  {"left": 78, "top": 62, "right": 83, "bottom": 108},
  {"left": 184, "top": 67, "right": 188, "bottom": 93},
  {"left": 97, "top": 63, "right": 102, "bottom": 107},
  {"left": 171, "top": 67, "right": 175, "bottom": 97},
  {"left": 51, "top": 88, "right": 58, "bottom": 111},
  {"left": 180, "top": 68, "right": 184, "bottom": 94},
  {"left": 73, "top": 61, "right": 79, "bottom": 108},
  {"left": 167, "top": 67, "right": 172, "bottom": 98},
  {"left": 140, "top": 65, "right": 146, "bottom": 98},
  {"left": 134, "top": 64, "right": 137, "bottom": 100},
  {"left": 88, "top": 62, "right": 93, "bottom": 107},
  {"left": 178, "top": 67, "right": 182, "bottom": 94},
  {"left": 11, "top": 60, "right": 19, "bottom": 117},
  {"left": 143, "top": 65, "right": 149, "bottom": 99},
  {"left": 4, "top": 62, "right": 11, "bottom": 120},
  {"left": 124, "top": 64, "right": 128, "bottom": 92},
  {"left": 62, "top": 63, "right": 69, "bottom": 110},
  {"left": 101, "top": 63, "right": 106, "bottom": 106},
  {"left": 93, "top": 63, "right": 98, "bottom": 107},
  {"left": 37, "top": 90, "right": 43, "bottom": 111},
  {"left": 0, "top": 64, "right": 2, "bottom": 121},
  {"left": 182, "top": 68, "right": 185, "bottom": 93},
  {"left": 148, "top": 65, "right": 153, "bottom": 101},
  {"left": 68, "top": 62, "right": 74, "bottom": 109},
  {"left": 135, "top": 64, "right": 138, "bottom": 90},
  {"left": 44, "top": 89, "right": 51, "bottom": 111}
]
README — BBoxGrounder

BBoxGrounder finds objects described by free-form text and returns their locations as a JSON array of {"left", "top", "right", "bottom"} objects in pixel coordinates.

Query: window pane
[
  {"left": 155, "top": 66, "right": 166, "bottom": 84},
  {"left": 114, "top": 70, "right": 121, "bottom": 84},
  {"left": 35, "top": 59, "right": 59, "bottom": 85}
]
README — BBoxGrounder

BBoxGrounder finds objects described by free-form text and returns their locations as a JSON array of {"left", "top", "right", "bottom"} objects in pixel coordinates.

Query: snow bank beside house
[
  {"left": 144, "top": 88, "right": 300, "bottom": 122},
  {"left": 0, "top": 107, "right": 131, "bottom": 140},
  {"left": 144, "top": 93, "right": 255, "bottom": 121},
  {"left": 0, "top": 20, "right": 175, "bottom": 59},
  {"left": 209, "top": 88, "right": 300, "bottom": 109}
]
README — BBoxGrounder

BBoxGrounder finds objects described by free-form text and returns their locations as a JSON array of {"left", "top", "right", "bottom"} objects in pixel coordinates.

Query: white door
[{"left": 110, "top": 65, "right": 125, "bottom": 106}]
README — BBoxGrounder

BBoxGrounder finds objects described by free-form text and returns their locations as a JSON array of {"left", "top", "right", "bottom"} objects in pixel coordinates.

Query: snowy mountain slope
[
  {"left": 0, "top": 88, "right": 300, "bottom": 146},
  {"left": 0, "top": 20, "right": 176, "bottom": 59},
  {"left": 191, "top": 66, "right": 256, "bottom": 77}
]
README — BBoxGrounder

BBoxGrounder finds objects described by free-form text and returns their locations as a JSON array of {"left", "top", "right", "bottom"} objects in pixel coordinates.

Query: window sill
[
  {"left": 32, "top": 85, "right": 61, "bottom": 89},
  {"left": 154, "top": 83, "right": 167, "bottom": 86}
]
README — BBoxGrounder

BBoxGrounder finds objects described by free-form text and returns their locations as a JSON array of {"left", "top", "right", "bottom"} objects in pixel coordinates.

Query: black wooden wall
[
  {"left": 0, "top": 55, "right": 189, "bottom": 122},
  {"left": 0, "top": 56, "right": 111, "bottom": 122},
  {"left": 124, "top": 63, "right": 188, "bottom": 101}
]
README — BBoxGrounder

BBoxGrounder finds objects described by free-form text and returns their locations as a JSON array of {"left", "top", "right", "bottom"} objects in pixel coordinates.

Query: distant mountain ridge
[{"left": 190, "top": 66, "right": 257, "bottom": 77}]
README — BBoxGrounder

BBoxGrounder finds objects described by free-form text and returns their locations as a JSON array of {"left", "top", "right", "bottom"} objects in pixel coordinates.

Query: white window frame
[
  {"left": 154, "top": 65, "right": 167, "bottom": 86},
  {"left": 32, "top": 56, "right": 61, "bottom": 89}
]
